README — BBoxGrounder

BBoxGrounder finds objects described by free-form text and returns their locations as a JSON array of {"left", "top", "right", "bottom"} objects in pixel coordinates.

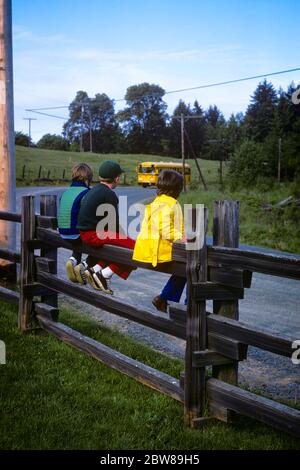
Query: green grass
[
  {"left": 180, "top": 181, "right": 300, "bottom": 254},
  {"left": 0, "top": 300, "right": 299, "bottom": 450},
  {"left": 15, "top": 146, "right": 221, "bottom": 187}
]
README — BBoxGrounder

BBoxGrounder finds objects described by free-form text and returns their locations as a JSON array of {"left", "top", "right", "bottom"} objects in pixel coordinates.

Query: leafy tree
[
  {"left": 281, "top": 117, "right": 300, "bottom": 179},
  {"left": 203, "top": 105, "right": 227, "bottom": 160},
  {"left": 260, "top": 82, "right": 300, "bottom": 179},
  {"left": 63, "top": 91, "right": 121, "bottom": 153},
  {"left": 37, "top": 133, "right": 70, "bottom": 151},
  {"left": 229, "top": 140, "right": 268, "bottom": 186},
  {"left": 226, "top": 112, "right": 244, "bottom": 154},
  {"left": 15, "top": 131, "right": 31, "bottom": 147},
  {"left": 117, "top": 83, "right": 167, "bottom": 154},
  {"left": 244, "top": 79, "right": 278, "bottom": 142}
]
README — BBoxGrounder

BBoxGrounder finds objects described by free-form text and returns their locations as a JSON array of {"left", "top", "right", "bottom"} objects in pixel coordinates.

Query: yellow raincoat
[{"left": 133, "top": 194, "right": 184, "bottom": 267}]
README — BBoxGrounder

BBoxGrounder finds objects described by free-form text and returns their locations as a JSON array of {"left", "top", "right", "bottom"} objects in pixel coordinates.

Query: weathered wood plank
[
  {"left": 36, "top": 227, "right": 186, "bottom": 277},
  {"left": 18, "top": 196, "right": 35, "bottom": 330},
  {"left": 212, "top": 200, "right": 240, "bottom": 386},
  {"left": 208, "top": 246, "right": 300, "bottom": 280},
  {"left": 0, "top": 247, "right": 21, "bottom": 263},
  {"left": 207, "top": 313, "right": 293, "bottom": 357},
  {"left": 193, "top": 281, "right": 244, "bottom": 300},
  {"left": 0, "top": 285, "right": 19, "bottom": 304},
  {"left": 207, "top": 378, "right": 300, "bottom": 438},
  {"left": 23, "top": 283, "right": 56, "bottom": 298},
  {"left": 170, "top": 305, "right": 293, "bottom": 358},
  {"left": 35, "top": 257, "right": 56, "bottom": 274},
  {"left": 172, "top": 243, "right": 300, "bottom": 280},
  {"left": 0, "top": 210, "right": 21, "bottom": 223},
  {"left": 37, "top": 314, "right": 183, "bottom": 403},
  {"left": 40, "top": 195, "right": 58, "bottom": 309},
  {"left": 34, "top": 302, "right": 59, "bottom": 321},
  {"left": 209, "top": 267, "right": 252, "bottom": 289},
  {"left": 208, "top": 333, "right": 248, "bottom": 361},
  {"left": 193, "top": 350, "right": 233, "bottom": 367},
  {"left": 35, "top": 215, "right": 57, "bottom": 229},
  {"left": 36, "top": 271, "right": 185, "bottom": 339},
  {"left": 184, "top": 206, "right": 208, "bottom": 426},
  {"left": 169, "top": 306, "right": 248, "bottom": 360}
]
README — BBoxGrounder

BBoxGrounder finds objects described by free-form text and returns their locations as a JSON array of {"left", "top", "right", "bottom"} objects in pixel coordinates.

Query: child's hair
[
  {"left": 157, "top": 169, "right": 184, "bottom": 199},
  {"left": 72, "top": 163, "right": 93, "bottom": 185}
]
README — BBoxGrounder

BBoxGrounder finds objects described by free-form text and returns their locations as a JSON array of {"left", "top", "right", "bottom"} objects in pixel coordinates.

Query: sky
[{"left": 12, "top": 0, "right": 300, "bottom": 142}]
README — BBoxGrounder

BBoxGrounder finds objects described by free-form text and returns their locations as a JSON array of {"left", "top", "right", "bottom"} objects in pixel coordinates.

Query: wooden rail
[{"left": 0, "top": 195, "right": 299, "bottom": 438}]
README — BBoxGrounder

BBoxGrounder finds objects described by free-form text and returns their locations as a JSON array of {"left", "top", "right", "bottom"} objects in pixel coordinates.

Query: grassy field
[
  {"left": 15, "top": 145, "right": 221, "bottom": 186},
  {"left": 16, "top": 146, "right": 299, "bottom": 253},
  {"left": 180, "top": 181, "right": 300, "bottom": 253},
  {"left": 0, "top": 300, "right": 299, "bottom": 450}
]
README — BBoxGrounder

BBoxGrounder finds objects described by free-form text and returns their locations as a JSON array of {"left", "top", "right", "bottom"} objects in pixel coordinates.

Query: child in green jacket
[{"left": 58, "top": 163, "right": 93, "bottom": 283}]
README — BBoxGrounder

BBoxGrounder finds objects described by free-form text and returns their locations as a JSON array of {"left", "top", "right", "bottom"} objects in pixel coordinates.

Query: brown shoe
[
  {"left": 84, "top": 267, "right": 113, "bottom": 294},
  {"left": 152, "top": 295, "right": 168, "bottom": 313}
]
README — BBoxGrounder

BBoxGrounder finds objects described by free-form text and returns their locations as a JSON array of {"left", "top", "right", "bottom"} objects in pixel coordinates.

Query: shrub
[{"left": 229, "top": 140, "right": 268, "bottom": 187}]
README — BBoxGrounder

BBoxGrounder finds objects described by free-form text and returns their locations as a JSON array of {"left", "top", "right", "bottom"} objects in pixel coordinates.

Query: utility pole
[
  {"left": 0, "top": 0, "right": 16, "bottom": 258},
  {"left": 278, "top": 137, "right": 282, "bottom": 183},
  {"left": 89, "top": 108, "right": 93, "bottom": 153},
  {"left": 23, "top": 117, "right": 37, "bottom": 147},
  {"left": 175, "top": 114, "right": 207, "bottom": 191},
  {"left": 80, "top": 105, "right": 84, "bottom": 152},
  {"left": 180, "top": 114, "right": 186, "bottom": 192},
  {"left": 208, "top": 139, "right": 227, "bottom": 188}
]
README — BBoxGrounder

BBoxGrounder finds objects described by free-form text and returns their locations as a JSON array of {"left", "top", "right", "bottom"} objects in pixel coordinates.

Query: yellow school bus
[{"left": 137, "top": 161, "right": 191, "bottom": 187}]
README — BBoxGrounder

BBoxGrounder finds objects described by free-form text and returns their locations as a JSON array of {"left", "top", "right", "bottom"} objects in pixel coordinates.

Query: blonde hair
[{"left": 71, "top": 163, "right": 93, "bottom": 185}]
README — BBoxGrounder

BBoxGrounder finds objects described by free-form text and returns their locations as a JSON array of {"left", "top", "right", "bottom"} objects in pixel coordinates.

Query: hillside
[{"left": 15, "top": 146, "right": 221, "bottom": 186}]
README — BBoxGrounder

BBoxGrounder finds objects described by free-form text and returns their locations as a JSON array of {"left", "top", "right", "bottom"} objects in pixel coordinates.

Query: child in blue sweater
[{"left": 58, "top": 163, "right": 93, "bottom": 283}]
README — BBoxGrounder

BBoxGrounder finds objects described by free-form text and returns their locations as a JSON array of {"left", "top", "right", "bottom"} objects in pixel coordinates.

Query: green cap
[{"left": 99, "top": 160, "right": 125, "bottom": 179}]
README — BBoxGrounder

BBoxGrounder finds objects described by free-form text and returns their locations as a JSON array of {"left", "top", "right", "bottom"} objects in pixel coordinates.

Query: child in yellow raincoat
[{"left": 133, "top": 169, "right": 186, "bottom": 312}]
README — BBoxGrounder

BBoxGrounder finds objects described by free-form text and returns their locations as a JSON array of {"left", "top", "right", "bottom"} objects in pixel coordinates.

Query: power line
[
  {"left": 25, "top": 109, "right": 68, "bottom": 120},
  {"left": 25, "top": 66, "right": 300, "bottom": 119},
  {"left": 164, "top": 67, "right": 300, "bottom": 95}
]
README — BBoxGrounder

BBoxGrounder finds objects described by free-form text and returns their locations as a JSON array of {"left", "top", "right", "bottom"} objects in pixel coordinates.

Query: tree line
[{"left": 16, "top": 79, "right": 300, "bottom": 182}]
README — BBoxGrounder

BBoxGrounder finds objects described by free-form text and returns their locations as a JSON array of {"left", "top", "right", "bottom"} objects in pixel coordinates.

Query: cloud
[
  {"left": 13, "top": 25, "right": 76, "bottom": 45},
  {"left": 12, "top": 26, "right": 294, "bottom": 141}
]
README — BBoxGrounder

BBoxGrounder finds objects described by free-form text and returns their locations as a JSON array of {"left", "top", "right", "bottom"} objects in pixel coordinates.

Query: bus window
[{"left": 139, "top": 165, "right": 156, "bottom": 174}]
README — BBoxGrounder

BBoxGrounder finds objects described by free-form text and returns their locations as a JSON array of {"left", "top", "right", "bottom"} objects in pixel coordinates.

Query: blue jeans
[{"left": 160, "top": 275, "right": 187, "bottom": 304}]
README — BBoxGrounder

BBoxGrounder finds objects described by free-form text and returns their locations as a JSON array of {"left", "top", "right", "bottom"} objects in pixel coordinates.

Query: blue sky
[{"left": 13, "top": 0, "right": 300, "bottom": 142}]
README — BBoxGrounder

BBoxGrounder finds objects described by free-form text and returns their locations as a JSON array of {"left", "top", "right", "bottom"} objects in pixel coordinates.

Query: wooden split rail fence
[{"left": 0, "top": 195, "right": 299, "bottom": 437}]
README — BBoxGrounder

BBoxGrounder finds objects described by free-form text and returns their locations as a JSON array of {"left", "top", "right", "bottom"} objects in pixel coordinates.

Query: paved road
[{"left": 16, "top": 186, "right": 300, "bottom": 401}]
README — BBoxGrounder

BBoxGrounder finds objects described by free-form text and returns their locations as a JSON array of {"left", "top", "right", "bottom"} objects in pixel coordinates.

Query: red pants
[{"left": 80, "top": 230, "right": 135, "bottom": 280}]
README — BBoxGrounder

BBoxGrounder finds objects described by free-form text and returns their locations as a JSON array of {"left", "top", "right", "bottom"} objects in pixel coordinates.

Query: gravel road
[{"left": 16, "top": 186, "right": 300, "bottom": 402}]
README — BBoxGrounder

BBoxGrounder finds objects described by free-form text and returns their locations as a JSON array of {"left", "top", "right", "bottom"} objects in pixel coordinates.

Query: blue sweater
[{"left": 58, "top": 181, "right": 90, "bottom": 238}]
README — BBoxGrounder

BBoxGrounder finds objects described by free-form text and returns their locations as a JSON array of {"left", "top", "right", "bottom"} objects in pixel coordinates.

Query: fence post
[
  {"left": 212, "top": 200, "right": 240, "bottom": 385},
  {"left": 184, "top": 205, "right": 208, "bottom": 426},
  {"left": 40, "top": 195, "right": 58, "bottom": 308},
  {"left": 18, "top": 195, "right": 35, "bottom": 330}
]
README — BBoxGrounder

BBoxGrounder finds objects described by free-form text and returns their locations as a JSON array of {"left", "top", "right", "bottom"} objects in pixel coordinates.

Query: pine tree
[{"left": 244, "top": 79, "right": 278, "bottom": 142}]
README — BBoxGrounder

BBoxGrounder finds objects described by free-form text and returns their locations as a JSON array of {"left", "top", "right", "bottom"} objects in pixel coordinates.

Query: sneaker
[
  {"left": 65, "top": 258, "right": 78, "bottom": 283},
  {"left": 152, "top": 295, "right": 168, "bottom": 313},
  {"left": 74, "top": 263, "right": 88, "bottom": 285},
  {"left": 84, "top": 267, "right": 113, "bottom": 294}
]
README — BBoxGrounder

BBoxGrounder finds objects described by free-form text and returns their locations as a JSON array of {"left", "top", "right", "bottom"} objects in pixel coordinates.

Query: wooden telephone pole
[
  {"left": 0, "top": 0, "right": 16, "bottom": 259},
  {"left": 180, "top": 114, "right": 186, "bottom": 192},
  {"left": 176, "top": 114, "right": 207, "bottom": 192}
]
